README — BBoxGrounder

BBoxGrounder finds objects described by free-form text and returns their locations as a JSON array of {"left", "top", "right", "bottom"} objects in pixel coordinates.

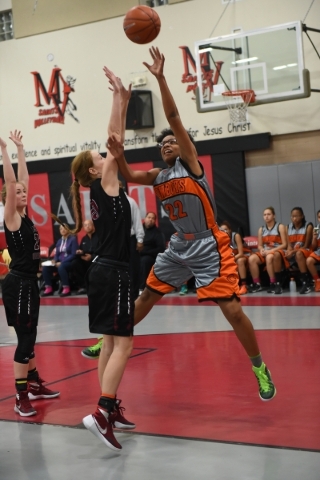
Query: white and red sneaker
[
  {"left": 113, "top": 399, "right": 136, "bottom": 429},
  {"left": 28, "top": 377, "right": 60, "bottom": 400},
  {"left": 83, "top": 408, "right": 122, "bottom": 451},
  {"left": 14, "top": 391, "right": 37, "bottom": 417}
]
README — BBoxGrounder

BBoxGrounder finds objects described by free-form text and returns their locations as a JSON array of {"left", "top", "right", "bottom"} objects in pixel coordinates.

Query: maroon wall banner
[{"left": 0, "top": 133, "right": 270, "bottom": 250}]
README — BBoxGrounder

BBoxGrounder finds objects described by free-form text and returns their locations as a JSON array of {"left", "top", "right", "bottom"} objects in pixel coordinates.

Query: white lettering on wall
[
  {"left": 128, "top": 185, "right": 154, "bottom": 219},
  {"left": 30, "top": 194, "right": 48, "bottom": 226},
  {"left": 56, "top": 194, "right": 75, "bottom": 224}
]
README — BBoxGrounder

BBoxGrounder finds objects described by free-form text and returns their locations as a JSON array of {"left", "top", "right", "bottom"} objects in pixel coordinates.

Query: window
[
  {"left": 141, "top": 1, "right": 169, "bottom": 6},
  {"left": 0, "top": 10, "right": 13, "bottom": 42}
]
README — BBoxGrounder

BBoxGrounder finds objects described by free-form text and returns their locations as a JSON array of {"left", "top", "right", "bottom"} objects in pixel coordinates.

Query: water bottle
[{"left": 289, "top": 277, "right": 297, "bottom": 294}]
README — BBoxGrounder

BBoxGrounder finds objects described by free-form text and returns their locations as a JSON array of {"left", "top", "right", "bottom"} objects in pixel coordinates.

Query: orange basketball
[{"left": 123, "top": 5, "right": 161, "bottom": 45}]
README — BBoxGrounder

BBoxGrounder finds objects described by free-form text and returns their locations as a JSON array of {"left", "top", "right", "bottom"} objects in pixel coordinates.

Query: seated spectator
[
  {"left": 0, "top": 248, "right": 10, "bottom": 283},
  {"left": 1, "top": 248, "right": 11, "bottom": 265},
  {"left": 139, "top": 212, "right": 165, "bottom": 293},
  {"left": 42, "top": 223, "right": 78, "bottom": 297},
  {"left": 248, "top": 207, "right": 287, "bottom": 294},
  {"left": 285, "top": 207, "right": 313, "bottom": 294},
  {"left": 71, "top": 219, "right": 99, "bottom": 294},
  {"left": 220, "top": 220, "right": 251, "bottom": 295},
  {"left": 119, "top": 181, "right": 145, "bottom": 299},
  {"left": 305, "top": 209, "right": 320, "bottom": 293}
]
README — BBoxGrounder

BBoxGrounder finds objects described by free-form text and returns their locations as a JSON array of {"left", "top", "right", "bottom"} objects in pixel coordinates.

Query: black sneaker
[
  {"left": 299, "top": 283, "right": 312, "bottom": 294},
  {"left": 273, "top": 282, "right": 282, "bottom": 294},
  {"left": 267, "top": 283, "right": 276, "bottom": 293},
  {"left": 249, "top": 283, "right": 262, "bottom": 293}
]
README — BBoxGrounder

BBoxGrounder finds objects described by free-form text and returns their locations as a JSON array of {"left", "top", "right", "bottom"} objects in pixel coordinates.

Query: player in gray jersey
[
  {"left": 305, "top": 209, "right": 320, "bottom": 293},
  {"left": 220, "top": 220, "right": 252, "bottom": 295},
  {"left": 108, "top": 47, "right": 276, "bottom": 402},
  {"left": 285, "top": 207, "right": 313, "bottom": 294},
  {"left": 248, "top": 207, "right": 287, "bottom": 294}
]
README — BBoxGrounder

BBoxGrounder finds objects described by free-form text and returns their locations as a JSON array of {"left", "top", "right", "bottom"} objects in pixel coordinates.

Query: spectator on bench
[
  {"left": 220, "top": 220, "right": 252, "bottom": 295},
  {"left": 305, "top": 209, "right": 320, "bottom": 293},
  {"left": 42, "top": 222, "right": 78, "bottom": 297},
  {"left": 119, "top": 181, "right": 145, "bottom": 300},
  {"left": 248, "top": 206, "right": 287, "bottom": 294},
  {"left": 72, "top": 219, "right": 99, "bottom": 295},
  {"left": 285, "top": 207, "right": 313, "bottom": 294}
]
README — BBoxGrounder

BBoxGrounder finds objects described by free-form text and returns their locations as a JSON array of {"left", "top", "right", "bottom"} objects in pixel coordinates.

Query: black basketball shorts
[
  {"left": 86, "top": 259, "right": 134, "bottom": 337},
  {"left": 2, "top": 271, "right": 40, "bottom": 331}
]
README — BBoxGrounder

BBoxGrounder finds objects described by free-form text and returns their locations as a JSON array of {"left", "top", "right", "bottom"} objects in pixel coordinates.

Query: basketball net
[{"left": 222, "top": 89, "right": 255, "bottom": 125}]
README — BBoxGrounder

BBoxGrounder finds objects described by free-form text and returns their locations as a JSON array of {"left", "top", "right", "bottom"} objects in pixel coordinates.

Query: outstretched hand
[
  {"left": 0, "top": 137, "right": 7, "bottom": 148},
  {"left": 143, "top": 46, "right": 165, "bottom": 78},
  {"left": 107, "top": 134, "right": 124, "bottom": 159},
  {"left": 103, "top": 66, "right": 132, "bottom": 102},
  {"left": 9, "top": 130, "right": 24, "bottom": 148}
]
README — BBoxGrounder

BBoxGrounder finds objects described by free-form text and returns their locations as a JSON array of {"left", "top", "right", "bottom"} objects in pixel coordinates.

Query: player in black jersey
[
  {"left": 68, "top": 68, "right": 134, "bottom": 451},
  {"left": 0, "top": 131, "right": 60, "bottom": 417}
]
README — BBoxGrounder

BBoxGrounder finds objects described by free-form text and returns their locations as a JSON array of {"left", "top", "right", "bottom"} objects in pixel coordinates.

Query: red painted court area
[
  {"left": 23, "top": 294, "right": 320, "bottom": 307},
  {"left": 1, "top": 330, "right": 319, "bottom": 451}
]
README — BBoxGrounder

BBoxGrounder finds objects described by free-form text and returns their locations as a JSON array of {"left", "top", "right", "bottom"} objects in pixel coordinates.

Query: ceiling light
[
  {"left": 232, "top": 57, "right": 258, "bottom": 64},
  {"left": 273, "top": 65, "right": 287, "bottom": 70}
]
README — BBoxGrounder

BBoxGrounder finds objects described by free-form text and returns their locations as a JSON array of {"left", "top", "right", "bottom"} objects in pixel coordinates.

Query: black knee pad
[{"left": 14, "top": 327, "right": 37, "bottom": 364}]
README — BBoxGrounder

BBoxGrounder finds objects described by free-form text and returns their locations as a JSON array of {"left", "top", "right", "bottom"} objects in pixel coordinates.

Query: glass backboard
[{"left": 195, "top": 21, "right": 310, "bottom": 112}]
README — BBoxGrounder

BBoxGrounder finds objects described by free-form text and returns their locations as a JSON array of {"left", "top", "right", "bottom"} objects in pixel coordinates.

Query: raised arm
[
  {"left": 99, "top": 67, "right": 131, "bottom": 195},
  {"left": 105, "top": 67, "right": 161, "bottom": 186},
  {"left": 10, "top": 130, "right": 29, "bottom": 191},
  {"left": 143, "top": 47, "right": 201, "bottom": 175},
  {"left": 103, "top": 67, "right": 131, "bottom": 144},
  {"left": 107, "top": 136, "right": 160, "bottom": 186},
  {"left": 0, "top": 136, "right": 22, "bottom": 230}
]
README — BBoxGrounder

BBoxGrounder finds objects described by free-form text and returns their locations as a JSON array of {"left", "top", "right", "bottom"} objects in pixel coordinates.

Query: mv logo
[
  {"left": 179, "top": 46, "right": 223, "bottom": 102},
  {"left": 31, "top": 67, "right": 79, "bottom": 128}
]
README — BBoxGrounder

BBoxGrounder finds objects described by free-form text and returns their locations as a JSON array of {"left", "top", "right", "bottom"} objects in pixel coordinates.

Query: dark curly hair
[{"left": 155, "top": 128, "right": 196, "bottom": 146}]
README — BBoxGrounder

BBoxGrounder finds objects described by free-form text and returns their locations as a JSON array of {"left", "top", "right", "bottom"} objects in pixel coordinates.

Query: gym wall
[
  {"left": 1, "top": 0, "right": 319, "bottom": 160},
  {"left": 0, "top": 0, "right": 319, "bottom": 236},
  {"left": 246, "top": 159, "right": 320, "bottom": 235}
]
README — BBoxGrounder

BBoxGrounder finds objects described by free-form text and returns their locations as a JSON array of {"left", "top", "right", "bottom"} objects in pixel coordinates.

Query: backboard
[{"left": 195, "top": 21, "right": 310, "bottom": 112}]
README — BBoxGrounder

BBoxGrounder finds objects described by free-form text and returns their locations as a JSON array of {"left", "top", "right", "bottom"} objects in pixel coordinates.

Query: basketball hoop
[{"left": 222, "top": 89, "right": 256, "bottom": 124}]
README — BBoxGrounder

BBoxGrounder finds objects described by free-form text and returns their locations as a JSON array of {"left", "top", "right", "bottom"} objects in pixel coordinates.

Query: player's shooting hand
[
  {"left": 9, "top": 130, "right": 24, "bottom": 148},
  {"left": 143, "top": 46, "right": 164, "bottom": 78},
  {"left": 0, "top": 137, "right": 7, "bottom": 148}
]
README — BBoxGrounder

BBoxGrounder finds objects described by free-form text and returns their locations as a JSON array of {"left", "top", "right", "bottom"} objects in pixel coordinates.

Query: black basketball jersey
[
  {"left": 4, "top": 214, "right": 41, "bottom": 275},
  {"left": 90, "top": 179, "right": 131, "bottom": 262}
]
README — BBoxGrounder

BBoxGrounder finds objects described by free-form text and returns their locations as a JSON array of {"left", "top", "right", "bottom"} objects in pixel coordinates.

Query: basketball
[{"left": 123, "top": 6, "right": 161, "bottom": 45}]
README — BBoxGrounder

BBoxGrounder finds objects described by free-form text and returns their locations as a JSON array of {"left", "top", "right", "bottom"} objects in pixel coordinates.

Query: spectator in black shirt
[
  {"left": 139, "top": 212, "right": 166, "bottom": 293},
  {"left": 72, "top": 219, "right": 99, "bottom": 294}
]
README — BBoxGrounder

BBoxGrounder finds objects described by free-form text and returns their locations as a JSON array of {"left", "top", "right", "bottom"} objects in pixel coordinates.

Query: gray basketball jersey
[
  {"left": 261, "top": 222, "right": 282, "bottom": 248},
  {"left": 287, "top": 222, "right": 309, "bottom": 248},
  {"left": 153, "top": 158, "right": 217, "bottom": 233}
]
